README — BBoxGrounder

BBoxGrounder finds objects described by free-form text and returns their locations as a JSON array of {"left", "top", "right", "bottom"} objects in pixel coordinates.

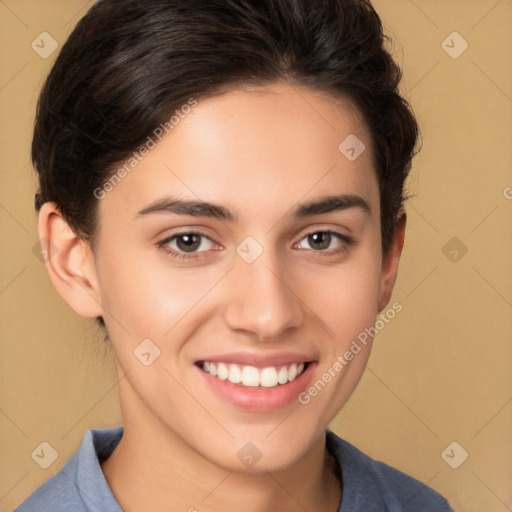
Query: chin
[{"left": 195, "top": 425, "right": 322, "bottom": 475}]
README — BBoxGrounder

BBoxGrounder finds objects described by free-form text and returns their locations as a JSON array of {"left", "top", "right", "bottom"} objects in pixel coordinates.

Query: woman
[{"left": 16, "top": 0, "right": 454, "bottom": 510}]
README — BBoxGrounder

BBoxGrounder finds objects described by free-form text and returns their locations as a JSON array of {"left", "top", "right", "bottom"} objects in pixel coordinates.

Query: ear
[
  {"left": 377, "top": 210, "right": 406, "bottom": 312},
  {"left": 37, "top": 202, "right": 104, "bottom": 318}
]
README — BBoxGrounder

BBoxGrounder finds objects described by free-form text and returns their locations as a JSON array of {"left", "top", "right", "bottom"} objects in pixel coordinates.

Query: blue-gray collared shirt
[{"left": 15, "top": 426, "right": 454, "bottom": 511}]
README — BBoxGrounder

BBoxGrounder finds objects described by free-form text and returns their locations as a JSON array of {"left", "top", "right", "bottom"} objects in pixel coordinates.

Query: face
[{"left": 78, "top": 83, "right": 399, "bottom": 472}]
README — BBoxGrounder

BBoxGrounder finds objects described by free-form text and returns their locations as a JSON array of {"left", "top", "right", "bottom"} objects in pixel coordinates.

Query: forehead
[
  {"left": 98, "top": 83, "right": 378, "bottom": 227},
  {"left": 171, "top": 82, "right": 372, "bottom": 168}
]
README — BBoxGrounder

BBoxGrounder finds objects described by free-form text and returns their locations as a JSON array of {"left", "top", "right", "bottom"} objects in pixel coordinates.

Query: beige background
[{"left": 1, "top": 1, "right": 511, "bottom": 511}]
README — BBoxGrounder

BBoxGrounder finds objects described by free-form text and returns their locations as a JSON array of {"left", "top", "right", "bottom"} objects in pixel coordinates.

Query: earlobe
[
  {"left": 38, "top": 202, "right": 104, "bottom": 318},
  {"left": 377, "top": 210, "right": 406, "bottom": 312}
]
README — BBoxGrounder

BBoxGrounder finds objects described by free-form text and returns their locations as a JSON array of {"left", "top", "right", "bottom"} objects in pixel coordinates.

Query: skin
[{"left": 39, "top": 82, "right": 406, "bottom": 511}]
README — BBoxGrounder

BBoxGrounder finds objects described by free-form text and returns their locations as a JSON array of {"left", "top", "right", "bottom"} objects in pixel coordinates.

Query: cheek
[
  {"left": 96, "top": 222, "right": 383, "bottom": 358},
  {"left": 299, "top": 260, "right": 381, "bottom": 412},
  {"left": 98, "top": 233, "right": 382, "bottom": 336},
  {"left": 308, "top": 253, "right": 382, "bottom": 339},
  {"left": 95, "top": 248, "right": 223, "bottom": 343}
]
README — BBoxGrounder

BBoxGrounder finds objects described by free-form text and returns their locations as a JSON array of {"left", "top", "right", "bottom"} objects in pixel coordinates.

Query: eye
[
  {"left": 158, "top": 232, "right": 218, "bottom": 260},
  {"left": 158, "top": 229, "right": 354, "bottom": 261},
  {"left": 294, "top": 230, "right": 354, "bottom": 253}
]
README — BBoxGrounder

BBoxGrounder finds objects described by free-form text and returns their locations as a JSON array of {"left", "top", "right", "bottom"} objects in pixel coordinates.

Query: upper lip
[{"left": 195, "top": 352, "right": 315, "bottom": 368}]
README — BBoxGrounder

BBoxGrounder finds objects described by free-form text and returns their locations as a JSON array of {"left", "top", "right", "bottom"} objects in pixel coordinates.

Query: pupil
[
  {"left": 177, "top": 234, "right": 200, "bottom": 252},
  {"left": 309, "top": 232, "right": 330, "bottom": 250}
]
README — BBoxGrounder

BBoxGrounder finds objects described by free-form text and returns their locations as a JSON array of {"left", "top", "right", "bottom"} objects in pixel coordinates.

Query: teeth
[
  {"left": 217, "top": 363, "right": 228, "bottom": 380},
  {"left": 260, "top": 367, "right": 278, "bottom": 387},
  {"left": 228, "top": 364, "right": 242, "bottom": 383},
  {"left": 242, "top": 365, "right": 260, "bottom": 387},
  {"left": 200, "top": 361, "right": 307, "bottom": 388},
  {"left": 277, "top": 366, "right": 288, "bottom": 384}
]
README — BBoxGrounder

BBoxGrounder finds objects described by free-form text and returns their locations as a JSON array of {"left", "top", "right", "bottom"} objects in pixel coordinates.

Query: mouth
[
  {"left": 196, "top": 361, "right": 309, "bottom": 389},
  {"left": 194, "top": 352, "right": 317, "bottom": 412}
]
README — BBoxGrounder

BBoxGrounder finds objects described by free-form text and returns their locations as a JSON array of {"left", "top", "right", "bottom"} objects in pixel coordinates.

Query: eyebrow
[{"left": 136, "top": 193, "right": 371, "bottom": 221}]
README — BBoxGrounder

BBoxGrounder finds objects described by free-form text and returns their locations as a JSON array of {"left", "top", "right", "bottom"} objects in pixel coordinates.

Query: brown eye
[
  {"left": 307, "top": 232, "right": 332, "bottom": 251},
  {"left": 296, "top": 230, "right": 352, "bottom": 252},
  {"left": 158, "top": 232, "right": 217, "bottom": 260},
  {"left": 175, "top": 233, "right": 202, "bottom": 253}
]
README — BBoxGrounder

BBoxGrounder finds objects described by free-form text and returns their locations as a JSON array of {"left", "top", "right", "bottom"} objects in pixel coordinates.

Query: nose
[{"left": 222, "top": 249, "right": 305, "bottom": 342}]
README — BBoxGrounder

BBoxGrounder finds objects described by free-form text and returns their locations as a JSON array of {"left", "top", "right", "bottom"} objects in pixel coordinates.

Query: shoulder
[
  {"left": 14, "top": 427, "right": 124, "bottom": 512},
  {"left": 13, "top": 450, "right": 84, "bottom": 512},
  {"left": 326, "top": 430, "right": 454, "bottom": 512}
]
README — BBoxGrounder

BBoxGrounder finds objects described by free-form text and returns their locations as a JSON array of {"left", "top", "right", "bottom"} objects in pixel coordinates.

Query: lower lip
[{"left": 196, "top": 363, "right": 317, "bottom": 412}]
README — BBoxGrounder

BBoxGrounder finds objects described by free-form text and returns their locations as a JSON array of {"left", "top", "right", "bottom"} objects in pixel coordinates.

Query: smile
[{"left": 199, "top": 361, "right": 307, "bottom": 388}]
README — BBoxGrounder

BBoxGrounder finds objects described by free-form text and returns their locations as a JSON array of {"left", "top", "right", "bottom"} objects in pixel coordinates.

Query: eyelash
[{"left": 157, "top": 230, "right": 355, "bottom": 261}]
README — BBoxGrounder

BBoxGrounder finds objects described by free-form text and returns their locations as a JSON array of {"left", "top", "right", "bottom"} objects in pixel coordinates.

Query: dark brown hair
[{"left": 33, "top": 0, "right": 419, "bottom": 255}]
